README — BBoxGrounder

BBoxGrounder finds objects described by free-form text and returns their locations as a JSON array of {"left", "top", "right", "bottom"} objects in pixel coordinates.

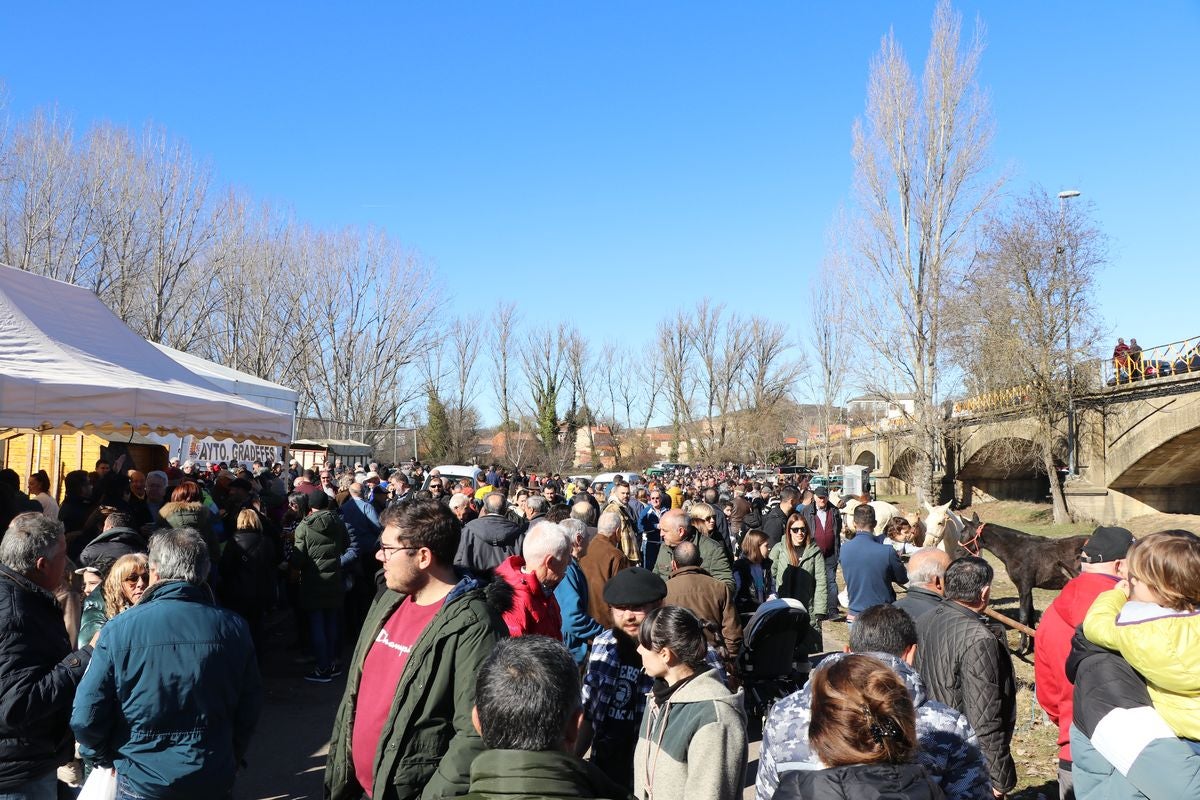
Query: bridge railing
[
  {"left": 951, "top": 384, "right": 1033, "bottom": 417},
  {"left": 1098, "top": 334, "right": 1200, "bottom": 387}
]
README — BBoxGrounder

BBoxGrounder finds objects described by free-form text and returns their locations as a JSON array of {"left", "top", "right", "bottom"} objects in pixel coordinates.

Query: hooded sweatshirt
[{"left": 633, "top": 667, "right": 746, "bottom": 800}]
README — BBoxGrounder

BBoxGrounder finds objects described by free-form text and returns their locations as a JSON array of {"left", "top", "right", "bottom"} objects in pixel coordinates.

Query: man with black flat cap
[
  {"left": 1034, "top": 525, "right": 1134, "bottom": 800},
  {"left": 575, "top": 567, "right": 667, "bottom": 791}
]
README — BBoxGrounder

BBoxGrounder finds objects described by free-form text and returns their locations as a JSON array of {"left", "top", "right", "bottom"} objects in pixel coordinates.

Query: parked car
[
  {"left": 592, "top": 471, "right": 642, "bottom": 497},
  {"left": 808, "top": 474, "right": 843, "bottom": 493},
  {"left": 423, "top": 464, "right": 482, "bottom": 491},
  {"left": 646, "top": 461, "right": 689, "bottom": 477}
]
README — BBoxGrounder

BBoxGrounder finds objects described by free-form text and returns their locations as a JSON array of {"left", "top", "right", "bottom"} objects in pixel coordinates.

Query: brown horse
[{"left": 926, "top": 508, "right": 1088, "bottom": 653}]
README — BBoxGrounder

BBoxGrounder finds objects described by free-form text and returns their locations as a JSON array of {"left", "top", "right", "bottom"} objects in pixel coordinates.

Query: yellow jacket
[
  {"left": 1082, "top": 588, "right": 1200, "bottom": 739},
  {"left": 666, "top": 485, "right": 683, "bottom": 509}
]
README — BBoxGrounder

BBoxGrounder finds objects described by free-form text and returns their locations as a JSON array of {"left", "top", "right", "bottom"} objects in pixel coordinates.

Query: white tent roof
[
  {"left": 152, "top": 342, "right": 299, "bottom": 419},
  {"left": 0, "top": 264, "right": 293, "bottom": 444}
]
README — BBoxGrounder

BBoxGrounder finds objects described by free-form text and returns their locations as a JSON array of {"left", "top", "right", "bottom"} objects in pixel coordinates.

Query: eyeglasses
[
  {"left": 695, "top": 516, "right": 715, "bottom": 523},
  {"left": 790, "top": 526, "right": 807, "bottom": 533},
  {"left": 429, "top": 484, "right": 443, "bottom": 491},
  {"left": 123, "top": 572, "right": 149, "bottom": 585},
  {"left": 379, "top": 544, "right": 421, "bottom": 562}
]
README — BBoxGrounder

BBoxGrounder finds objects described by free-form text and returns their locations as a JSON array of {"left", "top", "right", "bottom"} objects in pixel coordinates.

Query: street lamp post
[{"left": 1059, "top": 189, "right": 1081, "bottom": 475}]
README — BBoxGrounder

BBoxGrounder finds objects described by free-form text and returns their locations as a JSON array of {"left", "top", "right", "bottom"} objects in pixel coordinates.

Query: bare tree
[
  {"left": 809, "top": 252, "right": 849, "bottom": 475},
  {"left": 132, "top": 127, "right": 223, "bottom": 347},
  {"left": 490, "top": 301, "right": 519, "bottom": 432},
  {"left": 446, "top": 317, "right": 483, "bottom": 461},
  {"left": 0, "top": 109, "right": 101, "bottom": 286},
  {"left": 564, "top": 327, "right": 599, "bottom": 466},
  {"left": 296, "top": 227, "right": 440, "bottom": 450},
  {"left": 597, "top": 345, "right": 662, "bottom": 468},
  {"left": 737, "top": 316, "right": 807, "bottom": 461},
  {"left": 688, "top": 300, "right": 752, "bottom": 460},
  {"left": 957, "top": 187, "right": 1107, "bottom": 522},
  {"left": 843, "top": 0, "right": 1002, "bottom": 501},
  {"left": 522, "top": 323, "right": 569, "bottom": 466},
  {"left": 657, "top": 311, "right": 695, "bottom": 462}
]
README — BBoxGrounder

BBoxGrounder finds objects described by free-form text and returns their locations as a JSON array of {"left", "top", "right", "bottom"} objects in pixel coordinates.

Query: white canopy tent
[
  {"left": 0, "top": 264, "right": 293, "bottom": 444},
  {"left": 152, "top": 342, "right": 299, "bottom": 432}
]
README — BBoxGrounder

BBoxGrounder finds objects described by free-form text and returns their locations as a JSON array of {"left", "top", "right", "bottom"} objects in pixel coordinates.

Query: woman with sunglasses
[
  {"left": 769, "top": 512, "right": 828, "bottom": 650},
  {"left": 78, "top": 552, "right": 149, "bottom": 647}
]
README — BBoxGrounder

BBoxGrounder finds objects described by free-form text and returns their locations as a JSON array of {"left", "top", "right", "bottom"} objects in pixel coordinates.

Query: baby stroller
[{"left": 737, "top": 597, "right": 814, "bottom": 739}]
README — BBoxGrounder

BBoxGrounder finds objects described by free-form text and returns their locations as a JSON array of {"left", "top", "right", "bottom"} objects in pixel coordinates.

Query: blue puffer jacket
[{"left": 70, "top": 580, "right": 262, "bottom": 799}]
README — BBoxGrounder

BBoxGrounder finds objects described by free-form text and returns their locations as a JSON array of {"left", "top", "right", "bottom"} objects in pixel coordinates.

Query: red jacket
[
  {"left": 494, "top": 556, "right": 563, "bottom": 639},
  {"left": 1033, "top": 570, "right": 1120, "bottom": 762}
]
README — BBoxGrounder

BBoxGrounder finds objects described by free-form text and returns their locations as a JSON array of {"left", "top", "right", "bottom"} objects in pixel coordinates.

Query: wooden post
[{"left": 983, "top": 606, "right": 1036, "bottom": 638}]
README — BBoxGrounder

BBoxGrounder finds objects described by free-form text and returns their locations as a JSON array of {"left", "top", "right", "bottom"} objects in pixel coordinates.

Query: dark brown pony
[{"left": 944, "top": 511, "right": 1088, "bottom": 654}]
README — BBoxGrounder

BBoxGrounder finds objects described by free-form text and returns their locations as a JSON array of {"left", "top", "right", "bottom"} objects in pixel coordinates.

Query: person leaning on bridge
[
  {"left": 915, "top": 556, "right": 1017, "bottom": 798},
  {"left": 324, "top": 500, "right": 508, "bottom": 800},
  {"left": 893, "top": 547, "right": 951, "bottom": 622},
  {"left": 1033, "top": 525, "right": 1132, "bottom": 800}
]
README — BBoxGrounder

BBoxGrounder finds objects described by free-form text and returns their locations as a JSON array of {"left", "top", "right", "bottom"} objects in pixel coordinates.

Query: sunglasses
[
  {"left": 790, "top": 526, "right": 807, "bottom": 533},
  {"left": 123, "top": 572, "right": 149, "bottom": 585},
  {"left": 696, "top": 516, "right": 715, "bottom": 523}
]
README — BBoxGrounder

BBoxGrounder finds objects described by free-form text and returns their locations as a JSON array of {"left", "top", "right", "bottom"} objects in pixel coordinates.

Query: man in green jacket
[
  {"left": 324, "top": 500, "right": 507, "bottom": 800},
  {"left": 462, "top": 635, "right": 633, "bottom": 800},
  {"left": 652, "top": 509, "right": 733, "bottom": 588}
]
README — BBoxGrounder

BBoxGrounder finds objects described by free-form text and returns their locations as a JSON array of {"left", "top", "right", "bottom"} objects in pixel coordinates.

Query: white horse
[
  {"left": 921, "top": 500, "right": 970, "bottom": 555},
  {"left": 829, "top": 489, "right": 904, "bottom": 536}
]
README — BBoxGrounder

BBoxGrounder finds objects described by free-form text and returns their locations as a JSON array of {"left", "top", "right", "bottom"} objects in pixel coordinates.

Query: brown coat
[
  {"left": 665, "top": 565, "right": 743, "bottom": 663},
  {"left": 578, "top": 533, "right": 629, "bottom": 629}
]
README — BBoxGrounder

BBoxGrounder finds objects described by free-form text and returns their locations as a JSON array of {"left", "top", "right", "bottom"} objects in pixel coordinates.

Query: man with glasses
[
  {"left": 325, "top": 500, "right": 507, "bottom": 800},
  {"left": 426, "top": 478, "right": 449, "bottom": 506}
]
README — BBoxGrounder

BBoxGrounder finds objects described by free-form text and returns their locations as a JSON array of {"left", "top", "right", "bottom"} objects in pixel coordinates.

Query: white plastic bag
[{"left": 77, "top": 766, "right": 117, "bottom": 800}]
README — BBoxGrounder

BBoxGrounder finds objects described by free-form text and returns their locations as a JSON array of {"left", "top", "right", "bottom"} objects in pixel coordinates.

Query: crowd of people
[{"left": 0, "top": 455, "right": 1198, "bottom": 800}]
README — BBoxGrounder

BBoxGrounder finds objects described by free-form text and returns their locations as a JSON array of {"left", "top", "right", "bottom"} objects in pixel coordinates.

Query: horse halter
[{"left": 959, "top": 523, "right": 984, "bottom": 555}]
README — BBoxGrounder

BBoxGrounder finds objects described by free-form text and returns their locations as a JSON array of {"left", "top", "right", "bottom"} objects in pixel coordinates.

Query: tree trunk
[{"left": 1044, "top": 448, "right": 1072, "bottom": 524}]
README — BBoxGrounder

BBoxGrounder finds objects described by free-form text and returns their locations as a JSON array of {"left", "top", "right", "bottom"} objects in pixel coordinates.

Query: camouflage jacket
[{"left": 755, "top": 651, "right": 991, "bottom": 800}]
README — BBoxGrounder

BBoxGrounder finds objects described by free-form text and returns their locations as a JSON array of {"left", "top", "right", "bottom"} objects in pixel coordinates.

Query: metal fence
[{"left": 1099, "top": 335, "right": 1200, "bottom": 387}]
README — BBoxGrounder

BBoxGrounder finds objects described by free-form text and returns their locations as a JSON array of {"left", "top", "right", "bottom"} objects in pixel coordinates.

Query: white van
[
  {"left": 423, "top": 464, "right": 483, "bottom": 491},
  {"left": 591, "top": 471, "right": 642, "bottom": 497}
]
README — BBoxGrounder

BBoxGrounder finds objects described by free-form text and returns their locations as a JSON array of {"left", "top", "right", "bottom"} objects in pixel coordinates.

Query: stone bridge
[{"left": 809, "top": 367, "right": 1200, "bottom": 524}]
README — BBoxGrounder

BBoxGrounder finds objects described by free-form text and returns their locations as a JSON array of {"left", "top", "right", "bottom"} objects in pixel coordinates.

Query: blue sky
[{"left": 3, "top": 2, "right": 1198, "bottom": 403}]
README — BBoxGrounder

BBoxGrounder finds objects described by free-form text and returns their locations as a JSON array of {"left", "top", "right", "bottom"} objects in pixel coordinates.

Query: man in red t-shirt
[
  {"left": 324, "top": 500, "right": 506, "bottom": 800},
  {"left": 492, "top": 521, "right": 573, "bottom": 638},
  {"left": 1034, "top": 525, "right": 1132, "bottom": 800}
]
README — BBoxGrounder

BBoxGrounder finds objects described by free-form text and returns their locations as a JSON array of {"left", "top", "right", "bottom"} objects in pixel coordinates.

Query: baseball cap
[{"left": 1080, "top": 526, "right": 1134, "bottom": 564}]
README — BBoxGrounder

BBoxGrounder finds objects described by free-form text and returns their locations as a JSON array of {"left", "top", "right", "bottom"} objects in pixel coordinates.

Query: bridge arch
[
  {"left": 854, "top": 450, "right": 878, "bottom": 470},
  {"left": 956, "top": 436, "right": 1051, "bottom": 502},
  {"left": 888, "top": 448, "right": 923, "bottom": 492},
  {"left": 1108, "top": 419, "right": 1200, "bottom": 514}
]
